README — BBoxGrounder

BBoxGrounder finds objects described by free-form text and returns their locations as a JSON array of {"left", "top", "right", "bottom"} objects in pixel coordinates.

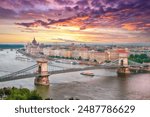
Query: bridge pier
[
  {"left": 117, "top": 66, "right": 130, "bottom": 75},
  {"left": 117, "top": 53, "right": 130, "bottom": 76},
  {"left": 34, "top": 59, "right": 49, "bottom": 86}
]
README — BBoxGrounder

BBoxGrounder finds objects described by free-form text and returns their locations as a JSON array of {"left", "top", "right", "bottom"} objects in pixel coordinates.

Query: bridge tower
[
  {"left": 117, "top": 52, "right": 130, "bottom": 75},
  {"left": 34, "top": 59, "right": 49, "bottom": 86}
]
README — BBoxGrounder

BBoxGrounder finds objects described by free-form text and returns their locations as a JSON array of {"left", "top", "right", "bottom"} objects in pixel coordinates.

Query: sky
[{"left": 0, "top": 0, "right": 149, "bottom": 43}]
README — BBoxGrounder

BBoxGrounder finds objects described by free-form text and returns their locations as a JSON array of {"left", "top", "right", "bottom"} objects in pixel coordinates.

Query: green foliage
[
  {"left": 85, "top": 59, "right": 89, "bottom": 61},
  {"left": 105, "top": 60, "right": 111, "bottom": 63},
  {"left": 3, "top": 87, "right": 11, "bottom": 95},
  {"left": 49, "top": 56, "right": 76, "bottom": 60},
  {"left": 97, "top": 49, "right": 104, "bottom": 52},
  {"left": 78, "top": 56, "right": 82, "bottom": 60},
  {"left": 129, "top": 54, "right": 150, "bottom": 63},
  {"left": 0, "top": 89, "right": 4, "bottom": 98},
  {"left": 0, "top": 87, "right": 42, "bottom": 100},
  {"left": 94, "top": 59, "right": 97, "bottom": 62},
  {"left": 27, "top": 90, "right": 42, "bottom": 100}
]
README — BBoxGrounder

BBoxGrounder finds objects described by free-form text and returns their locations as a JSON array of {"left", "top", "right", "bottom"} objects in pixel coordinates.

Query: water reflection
[{"left": 35, "top": 85, "right": 50, "bottom": 99}]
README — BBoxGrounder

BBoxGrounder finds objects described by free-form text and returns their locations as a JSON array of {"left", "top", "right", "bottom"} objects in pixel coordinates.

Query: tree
[
  {"left": 129, "top": 54, "right": 134, "bottom": 59},
  {"left": 3, "top": 87, "right": 43, "bottom": 100},
  {"left": 128, "top": 54, "right": 150, "bottom": 63},
  {"left": 94, "top": 59, "right": 97, "bottom": 62},
  {"left": 78, "top": 56, "right": 82, "bottom": 60},
  {"left": 85, "top": 59, "right": 89, "bottom": 61},
  {"left": 105, "top": 60, "right": 111, "bottom": 63},
  {"left": 0, "top": 89, "right": 4, "bottom": 99},
  {"left": 27, "top": 90, "right": 42, "bottom": 100},
  {"left": 3, "top": 87, "right": 11, "bottom": 95},
  {"left": 140, "top": 54, "right": 148, "bottom": 59}
]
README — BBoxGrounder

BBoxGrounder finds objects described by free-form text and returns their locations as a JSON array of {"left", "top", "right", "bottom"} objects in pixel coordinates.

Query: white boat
[{"left": 71, "top": 61, "right": 78, "bottom": 65}]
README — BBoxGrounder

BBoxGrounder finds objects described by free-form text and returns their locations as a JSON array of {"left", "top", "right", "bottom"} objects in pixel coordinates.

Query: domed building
[
  {"left": 31, "top": 37, "right": 39, "bottom": 46},
  {"left": 25, "top": 38, "right": 43, "bottom": 56}
]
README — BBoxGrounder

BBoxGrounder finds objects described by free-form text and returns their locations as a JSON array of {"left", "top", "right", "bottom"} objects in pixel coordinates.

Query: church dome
[{"left": 32, "top": 37, "right": 38, "bottom": 45}]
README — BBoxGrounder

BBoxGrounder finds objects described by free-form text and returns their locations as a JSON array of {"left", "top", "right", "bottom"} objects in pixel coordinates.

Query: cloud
[
  {"left": 16, "top": 15, "right": 90, "bottom": 29},
  {"left": 0, "top": 7, "right": 17, "bottom": 19},
  {"left": 0, "top": 0, "right": 150, "bottom": 43},
  {"left": 76, "top": 0, "right": 89, "bottom": 6},
  {"left": 16, "top": 5, "right": 150, "bottom": 32},
  {"left": 49, "top": 38, "right": 83, "bottom": 43},
  {"left": 15, "top": 17, "right": 73, "bottom": 28},
  {"left": 55, "top": 0, "right": 74, "bottom": 5},
  {"left": 16, "top": 20, "right": 50, "bottom": 28}
]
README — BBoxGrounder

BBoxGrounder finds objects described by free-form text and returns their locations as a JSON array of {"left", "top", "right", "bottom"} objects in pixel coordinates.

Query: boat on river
[{"left": 80, "top": 72, "right": 94, "bottom": 76}]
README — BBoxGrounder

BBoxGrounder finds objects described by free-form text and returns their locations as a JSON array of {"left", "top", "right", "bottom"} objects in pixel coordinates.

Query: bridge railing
[{"left": 0, "top": 64, "right": 38, "bottom": 79}]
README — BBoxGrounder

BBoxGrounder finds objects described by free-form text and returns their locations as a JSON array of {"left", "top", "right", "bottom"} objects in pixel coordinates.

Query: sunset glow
[{"left": 0, "top": 0, "right": 149, "bottom": 43}]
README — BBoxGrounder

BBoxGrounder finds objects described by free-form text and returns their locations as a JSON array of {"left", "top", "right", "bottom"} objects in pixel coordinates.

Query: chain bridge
[{"left": 0, "top": 57, "right": 149, "bottom": 85}]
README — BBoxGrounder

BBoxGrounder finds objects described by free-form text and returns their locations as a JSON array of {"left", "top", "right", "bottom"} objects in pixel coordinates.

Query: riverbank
[
  {"left": 18, "top": 49, "right": 100, "bottom": 66},
  {"left": 0, "top": 87, "right": 80, "bottom": 100},
  {"left": 0, "top": 87, "right": 42, "bottom": 100}
]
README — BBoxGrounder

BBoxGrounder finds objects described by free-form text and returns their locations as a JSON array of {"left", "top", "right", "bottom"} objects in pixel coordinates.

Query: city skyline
[{"left": 0, "top": 0, "right": 149, "bottom": 43}]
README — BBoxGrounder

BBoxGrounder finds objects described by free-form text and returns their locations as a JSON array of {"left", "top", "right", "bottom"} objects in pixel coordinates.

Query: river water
[{"left": 0, "top": 49, "right": 150, "bottom": 100}]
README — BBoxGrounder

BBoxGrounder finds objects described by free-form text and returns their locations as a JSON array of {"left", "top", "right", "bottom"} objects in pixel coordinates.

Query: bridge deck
[{"left": 0, "top": 65, "right": 118, "bottom": 82}]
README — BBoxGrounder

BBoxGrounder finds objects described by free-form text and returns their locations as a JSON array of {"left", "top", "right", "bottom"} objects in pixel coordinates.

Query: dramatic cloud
[
  {"left": 13, "top": 0, "right": 150, "bottom": 31},
  {"left": 16, "top": 16, "right": 77, "bottom": 28},
  {"left": 0, "top": 0, "right": 150, "bottom": 43},
  {"left": 55, "top": 0, "right": 74, "bottom": 5},
  {"left": 0, "top": 7, "right": 17, "bottom": 19}
]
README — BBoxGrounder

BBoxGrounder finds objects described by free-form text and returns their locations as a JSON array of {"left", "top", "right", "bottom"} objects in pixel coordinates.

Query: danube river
[{"left": 0, "top": 49, "right": 150, "bottom": 100}]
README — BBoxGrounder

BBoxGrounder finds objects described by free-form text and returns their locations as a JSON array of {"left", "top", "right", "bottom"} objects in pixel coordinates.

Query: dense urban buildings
[{"left": 25, "top": 38, "right": 131, "bottom": 64}]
